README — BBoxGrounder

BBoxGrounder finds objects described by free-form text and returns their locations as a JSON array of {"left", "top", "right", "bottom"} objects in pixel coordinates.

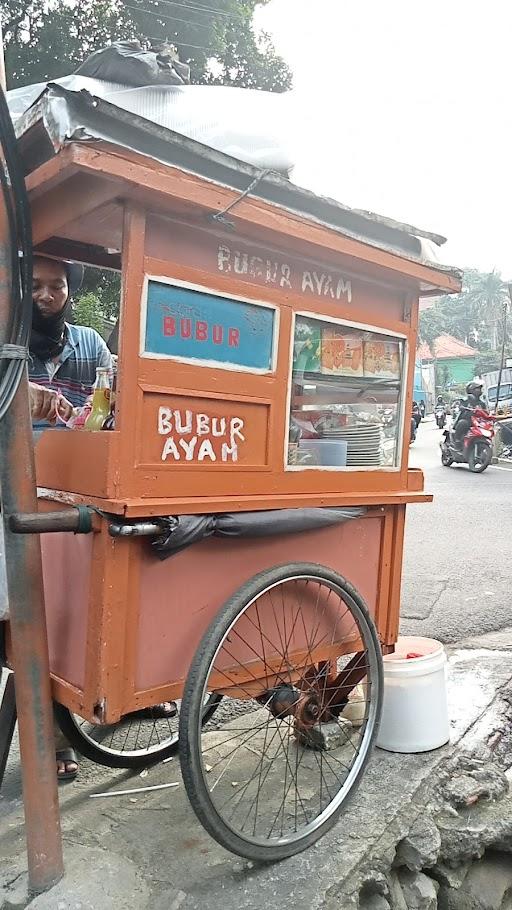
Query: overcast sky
[{"left": 256, "top": 0, "right": 512, "bottom": 276}]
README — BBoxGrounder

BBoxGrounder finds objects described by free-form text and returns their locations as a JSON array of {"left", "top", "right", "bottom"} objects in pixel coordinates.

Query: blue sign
[{"left": 144, "top": 281, "right": 275, "bottom": 371}]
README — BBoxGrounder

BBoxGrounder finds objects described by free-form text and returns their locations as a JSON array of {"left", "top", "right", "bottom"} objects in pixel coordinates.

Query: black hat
[
  {"left": 63, "top": 261, "right": 84, "bottom": 296},
  {"left": 33, "top": 255, "right": 84, "bottom": 297}
]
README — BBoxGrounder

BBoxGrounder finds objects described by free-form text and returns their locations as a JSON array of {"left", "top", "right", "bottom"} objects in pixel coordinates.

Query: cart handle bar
[
  {"left": 9, "top": 506, "right": 94, "bottom": 535},
  {"left": 9, "top": 509, "right": 168, "bottom": 538}
]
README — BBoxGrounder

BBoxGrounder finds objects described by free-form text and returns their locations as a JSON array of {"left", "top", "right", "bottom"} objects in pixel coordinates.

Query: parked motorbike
[
  {"left": 440, "top": 407, "right": 495, "bottom": 473},
  {"left": 435, "top": 406, "right": 446, "bottom": 429}
]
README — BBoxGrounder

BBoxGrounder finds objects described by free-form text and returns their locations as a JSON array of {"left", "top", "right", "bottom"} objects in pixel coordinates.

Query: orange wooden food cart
[{"left": 6, "top": 87, "right": 461, "bottom": 860}]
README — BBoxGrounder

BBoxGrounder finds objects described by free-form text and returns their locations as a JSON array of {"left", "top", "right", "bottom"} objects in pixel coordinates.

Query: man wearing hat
[
  {"left": 26, "top": 256, "right": 112, "bottom": 779},
  {"left": 26, "top": 256, "right": 175, "bottom": 780}
]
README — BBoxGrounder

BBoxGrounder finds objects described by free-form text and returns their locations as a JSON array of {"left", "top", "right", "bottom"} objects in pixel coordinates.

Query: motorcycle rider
[
  {"left": 412, "top": 400, "right": 421, "bottom": 428},
  {"left": 452, "top": 381, "right": 486, "bottom": 448},
  {"left": 436, "top": 395, "right": 446, "bottom": 408}
]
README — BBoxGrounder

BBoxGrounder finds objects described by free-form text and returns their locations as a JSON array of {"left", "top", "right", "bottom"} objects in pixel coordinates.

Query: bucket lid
[{"left": 384, "top": 636, "right": 445, "bottom": 664}]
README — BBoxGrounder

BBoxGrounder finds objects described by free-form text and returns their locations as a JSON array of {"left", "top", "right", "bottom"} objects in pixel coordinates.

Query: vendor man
[
  {"left": 28, "top": 256, "right": 176, "bottom": 781},
  {"left": 29, "top": 256, "right": 111, "bottom": 425}
]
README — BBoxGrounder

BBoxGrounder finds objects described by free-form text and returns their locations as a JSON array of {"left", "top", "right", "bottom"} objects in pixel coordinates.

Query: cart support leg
[
  {"left": 0, "top": 378, "right": 64, "bottom": 894},
  {"left": 0, "top": 669, "right": 16, "bottom": 788}
]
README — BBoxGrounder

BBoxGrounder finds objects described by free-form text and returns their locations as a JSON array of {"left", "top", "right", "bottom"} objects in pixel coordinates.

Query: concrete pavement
[{"left": 2, "top": 649, "right": 512, "bottom": 910}]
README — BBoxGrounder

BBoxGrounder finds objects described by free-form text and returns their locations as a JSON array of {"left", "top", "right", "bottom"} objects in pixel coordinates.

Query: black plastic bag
[
  {"left": 75, "top": 40, "right": 190, "bottom": 87},
  {"left": 151, "top": 507, "right": 365, "bottom": 559}
]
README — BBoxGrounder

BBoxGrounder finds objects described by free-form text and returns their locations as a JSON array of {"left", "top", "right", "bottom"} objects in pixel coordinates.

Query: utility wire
[
  {"left": 123, "top": 0, "right": 247, "bottom": 22},
  {"left": 122, "top": 3, "right": 235, "bottom": 50},
  {"left": 121, "top": 0, "right": 245, "bottom": 32},
  {"left": 122, "top": 4, "right": 230, "bottom": 33}
]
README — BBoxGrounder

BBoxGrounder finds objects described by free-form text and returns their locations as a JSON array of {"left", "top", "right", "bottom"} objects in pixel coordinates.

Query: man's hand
[{"left": 29, "top": 383, "right": 74, "bottom": 425}]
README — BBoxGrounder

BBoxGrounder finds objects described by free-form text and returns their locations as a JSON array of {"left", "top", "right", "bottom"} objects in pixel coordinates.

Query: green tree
[
  {"left": 73, "top": 291, "right": 106, "bottom": 336},
  {"left": 419, "top": 268, "right": 510, "bottom": 357},
  {"left": 81, "top": 267, "right": 121, "bottom": 322},
  {"left": 1, "top": 0, "right": 292, "bottom": 91},
  {"left": 475, "top": 345, "right": 512, "bottom": 376},
  {"left": 419, "top": 304, "right": 448, "bottom": 351}
]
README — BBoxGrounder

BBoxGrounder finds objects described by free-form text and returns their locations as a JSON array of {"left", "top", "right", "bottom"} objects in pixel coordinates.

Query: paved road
[{"left": 401, "top": 417, "right": 512, "bottom": 645}]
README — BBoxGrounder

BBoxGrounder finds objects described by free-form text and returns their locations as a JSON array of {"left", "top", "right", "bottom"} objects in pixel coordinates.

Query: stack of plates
[{"left": 320, "top": 424, "right": 382, "bottom": 466}]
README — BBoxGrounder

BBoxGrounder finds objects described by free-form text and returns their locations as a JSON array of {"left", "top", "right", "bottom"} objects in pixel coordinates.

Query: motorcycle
[
  {"left": 412, "top": 402, "right": 421, "bottom": 429},
  {"left": 410, "top": 416, "right": 417, "bottom": 445},
  {"left": 440, "top": 407, "right": 495, "bottom": 473},
  {"left": 434, "top": 405, "right": 446, "bottom": 429}
]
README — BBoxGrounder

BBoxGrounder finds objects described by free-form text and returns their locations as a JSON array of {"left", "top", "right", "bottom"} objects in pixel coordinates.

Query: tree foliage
[
  {"left": 80, "top": 267, "right": 121, "bottom": 322},
  {"left": 72, "top": 290, "right": 106, "bottom": 336},
  {"left": 419, "top": 268, "right": 510, "bottom": 363},
  {"left": 1, "top": 0, "right": 292, "bottom": 91}
]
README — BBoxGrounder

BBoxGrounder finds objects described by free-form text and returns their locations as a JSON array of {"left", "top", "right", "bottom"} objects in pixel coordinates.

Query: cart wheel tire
[
  {"left": 179, "top": 562, "right": 383, "bottom": 862},
  {"left": 468, "top": 441, "right": 492, "bottom": 473},
  {"left": 54, "top": 694, "right": 222, "bottom": 769}
]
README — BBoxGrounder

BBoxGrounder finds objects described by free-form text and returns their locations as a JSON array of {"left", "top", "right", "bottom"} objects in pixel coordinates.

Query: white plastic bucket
[{"left": 376, "top": 636, "right": 450, "bottom": 753}]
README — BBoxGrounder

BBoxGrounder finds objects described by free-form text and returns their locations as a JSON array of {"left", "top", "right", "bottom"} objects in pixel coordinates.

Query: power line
[
  {"left": 122, "top": 4, "right": 220, "bottom": 49},
  {"left": 121, "top": 3, "right": 230, "bottom": 34},
  {"left": 125, "top": 0, "right": 247, "bottom": 22}
]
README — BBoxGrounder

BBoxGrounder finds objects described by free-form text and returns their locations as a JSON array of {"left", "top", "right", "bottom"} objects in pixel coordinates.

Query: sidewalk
[{"left": 2, "top": 649, "right": 512, "bottom": 910}]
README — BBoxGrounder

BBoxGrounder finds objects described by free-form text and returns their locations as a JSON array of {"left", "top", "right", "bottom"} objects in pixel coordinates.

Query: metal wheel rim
[
  {"left": 68, "top": 695, "right": 218, "bottom": 760},
  {"left": 472, "top": 442, "right": 489, "bottom": 470},
  {"left": 195, "top": 573, "right": 381, "bottom": 849}
]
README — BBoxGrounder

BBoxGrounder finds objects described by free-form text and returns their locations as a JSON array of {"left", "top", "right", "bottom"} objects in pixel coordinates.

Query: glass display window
[{"left": 287, "top": 314, "right": 406, "bottom": 470}]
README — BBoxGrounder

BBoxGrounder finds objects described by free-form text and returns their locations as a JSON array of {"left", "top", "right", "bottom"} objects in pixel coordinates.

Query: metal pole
[
  {"left": 0, "top": 23, "right": 6, "bottom": 92},
  {"left": 0, "top": 40, "right": 64, "bottom": 889},
  {"left": 494, "top": 288, "right": 511, "bottom": 414},
  {"left": 0, "top": 379, "right": 64, "bottom": 894}
]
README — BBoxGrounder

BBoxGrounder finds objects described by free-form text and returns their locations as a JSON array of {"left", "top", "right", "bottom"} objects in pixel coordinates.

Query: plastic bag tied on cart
[
  {"left": 75, "top": 39, "right": 191, "bottom": 86},
  {"left": 151, "top": 507, "right": 366, "bottom": 559}
]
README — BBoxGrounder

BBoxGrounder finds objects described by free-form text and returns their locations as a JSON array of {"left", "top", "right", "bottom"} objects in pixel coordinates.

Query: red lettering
[
  {"left": 195, "top": 320, "right": 208, "bottom": 341},
  {"left": 163, "top": 316, "right": 176, "bottom": 336},
  {"left": 180, "top": 318, "right": 192, "bottom": 339},
  {"left": 228, "top": 327, "right": 240, "bottom": 348},
  {"left": 212, "top": 325, "right": 223, "bottom": 345}
]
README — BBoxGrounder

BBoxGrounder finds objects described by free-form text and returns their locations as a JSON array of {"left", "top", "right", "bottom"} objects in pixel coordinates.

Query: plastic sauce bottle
[{"left": 84, "top": 367, "right": 111, "bottom": 431}]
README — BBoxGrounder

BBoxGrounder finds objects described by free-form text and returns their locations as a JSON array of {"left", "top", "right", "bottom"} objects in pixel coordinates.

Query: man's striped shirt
[{"left": 29, "top": 323, "right": 112, "bottom": 429}]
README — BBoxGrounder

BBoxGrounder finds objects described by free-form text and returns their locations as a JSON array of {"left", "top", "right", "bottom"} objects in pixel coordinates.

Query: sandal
[
  {"left": 56, "top": 747, "right": 78, "bottom": 782},
  {"left": 124, "top": 702, "right": 178, "bottom": 721}
]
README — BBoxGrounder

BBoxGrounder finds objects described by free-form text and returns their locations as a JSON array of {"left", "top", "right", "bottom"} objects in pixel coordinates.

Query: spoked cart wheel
[
  {"left": 179, "top": 563, "right": 383, "bottom": 861},
  {"left": 54, "top": 694, "right": 221, "bottom": 769}
]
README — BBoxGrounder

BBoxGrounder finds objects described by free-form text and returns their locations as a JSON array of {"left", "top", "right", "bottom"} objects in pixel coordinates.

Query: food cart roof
[{"left": 13, "top": 82, "right": 462, "bottom": 293}]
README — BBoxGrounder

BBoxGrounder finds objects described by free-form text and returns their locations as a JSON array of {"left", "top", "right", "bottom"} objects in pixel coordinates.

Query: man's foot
[
  {"left": 56, "top": 748, "right": 78, "bottom": 782},
  {"left": 124, "top": 702, "right": 178, "bottom": 721}
]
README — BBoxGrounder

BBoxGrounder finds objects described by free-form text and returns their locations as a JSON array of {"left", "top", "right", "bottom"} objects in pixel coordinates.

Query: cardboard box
[
  {"left": 364, "top": 339, "right": 401, "bottom": 378},
  {"left": 321, "top": 328, "right": 363, "bottom": 376}
]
